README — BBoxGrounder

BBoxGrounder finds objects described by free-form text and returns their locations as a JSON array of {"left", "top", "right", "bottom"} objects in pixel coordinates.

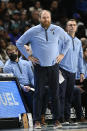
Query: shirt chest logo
[{"left": 50, "top": 28, "right": 55, "bottom": 35}]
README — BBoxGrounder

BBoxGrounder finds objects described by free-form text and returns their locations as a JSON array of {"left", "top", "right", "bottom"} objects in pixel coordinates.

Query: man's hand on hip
[{"left": 28, "top": 55, "right": 40, "bottom": 65}]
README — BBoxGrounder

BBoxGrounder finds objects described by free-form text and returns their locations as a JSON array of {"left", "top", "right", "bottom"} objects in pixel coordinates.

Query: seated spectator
[
  {"left": 3, "top": 44, "right": 34, "bottom": 113},
  {"left": 75, "top": 45, "right": 87, "bottom": 120},
  {"left": 28, "top": 10, "right": 40, "bottom": 27},
  {"left": 0, "top": 1, "right": 7, "bottom": 19},
  {"left": 72, "top": 12, "right": 84, "bottom": 27},
  {"left": 0, "top": 26, "right": 11, "bottom": 43},
  {"left": 8, "top": 23, "right": 21, "bottom": 45},
  {"left": 10, "top": 9, "right": 21, "bottom": 28},
  {"left": 76, "top": 24, "right": 86, "bottom": 39},
  {"left": 16, "top": 1, "right": 23, "bottom": 12},
  {"left": 49, "top": 0, "right": 59, "bottom": 23},
  {"left": 49, "top": 0, "right": 67, "bottom": 25},
  {"left": 0, "top": 19, "right": 4, "bottom": 27},
  {"left": 20, "top": 11, "right": 29, "bottom": 33},
  {"left": 75, "top": 0, "right": 87, "bottom": 27},
  {"left": 23, "top": 24, "right": 31, "bottom": 32},
  {"left": 29, "top": 0, "right": 42, "bottom": 13},
  {"left": 72, "top": 86, "right": 87, "bottom": 122},
  {"left": 0, "top": 38, "right": 9, "bottom": 63},
  {"left": 6, "top": 1, "right": 16, "bottom": 16},
  {"left": 80, "top": 37, "right": 87, "bottom": 49},
  {"left": 0, "top": 26, "right": 5, "bottom": 38},
  {"left": 3, "top": 10, "right": 12, "bottom": 32}
]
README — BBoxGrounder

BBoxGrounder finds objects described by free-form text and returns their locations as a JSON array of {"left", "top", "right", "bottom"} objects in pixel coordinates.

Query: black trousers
[
  {"left": 59, "top": 67, "right": 75, "bottom": 120},
  {"left": 22, "top": 84, "right": 34, "bottom": 114},
  {"left": 81, "top": 92, "right": 87, "bottom": 118},
  {"left": 72, "top": 87, "right": 83, "bottom": 120},
  {"left": 33, "top": 63, "right": 60, "bottom": 122}
]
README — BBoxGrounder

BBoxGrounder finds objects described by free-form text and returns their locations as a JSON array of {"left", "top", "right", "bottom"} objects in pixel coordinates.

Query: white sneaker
[
  {"left": 34, "top": 121, "right": 41, "bottom": 129},
  {"left": 54, "top": 120, "right": 62, "bottom": 129}
]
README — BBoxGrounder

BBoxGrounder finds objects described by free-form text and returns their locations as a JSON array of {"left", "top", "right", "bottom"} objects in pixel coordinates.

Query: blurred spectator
[
  {"left": 0, "top": 26, "right": 11, "bottom": 42},
  {"left": 1, "top": 0, "right": 9, "bottom": 2},
  {"left": 58, "top": 16, "right": 68, "bottom": 29},
  {"left": 72, "top": 86, "right": 87, "bottom": 122},
  {"left": 29, "top": 0, "right": 42, "bottom": 13},
  {"left": 75, "top": 0, "right": 87, "bottom": 27},
  {"left": 20, "top": 11, "right": 30, "bottom": 33},
  {"left": 6, "top": 1, "right": 16, "bottom": 15},
  {"left": 0, "top": 19, "right": 4, "bottom": 27},
  {"left": 8, "top": 23, "right": 21, "bottom": 45},
  {"left": 76, "top": 45, "right": 87, "bottom": 119},
  {"left": 49, "top": 0, "right": 59, "bottom": 23},
  {"left": 72, "top": 12, "right": 84, "bottom": 26},
  {"left": 80, "top": 37, "right": 87, "bottom": 49},
  {"left": 28, "top": 10, "right": 40, "bottom": 27},
  {"left": 60, "top": 0, "right": 76, "bottom": 18},
  {"left": 23, "top": 24, "right": 31, "bottom": 32},
  {"left": 22, "top": 0, "right": 34, "bottom": 10},
  {"left": 0, "top": 26, "right": 5, "bottom": 37},
  {"left": 11, "top": 9, "right": 21, "bottom": 25},
  {"left": 16, "top": 1, "right": 23, "bottom": 12},
  {"left": 0, "top": 38, "right": 9, "bottom": 63},
  {"left": 49, "top": 0, "right": 67, "bottom": 25},
  {"left": 83, "top": 46, "right": 87, "bottom": 79},
  {"left": 73, "top": 12, "right": 81, "bottom": 20},
  {"left": 41, "top": 0, "right": 56, "bottom": 9},
  {"left": 0, "top": 1, "right": 7, "bottom": 19},
  {"left": 3, "top": 10, "right": 12, "bottom": 32},
  {"left": 76, "top": 24, "right": 87, "bottom": 39}
]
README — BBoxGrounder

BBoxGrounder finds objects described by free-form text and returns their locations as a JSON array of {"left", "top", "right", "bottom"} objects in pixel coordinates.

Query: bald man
[{"left": 16, "top": 10, "right": 71, "bottom": 129}]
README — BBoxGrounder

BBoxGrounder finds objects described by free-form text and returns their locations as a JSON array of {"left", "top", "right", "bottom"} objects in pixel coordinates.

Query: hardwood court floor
[
  {"left": 1, "top": 123, "right": 87, "bottom": 131},
  {"left": 1, "top": 128, "right": 87, "bottom": 131}
]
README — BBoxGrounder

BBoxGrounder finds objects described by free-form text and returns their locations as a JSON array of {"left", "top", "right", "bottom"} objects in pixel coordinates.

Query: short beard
[{"left": 41, "top": 22, "right": 51, "bottom": 29}]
